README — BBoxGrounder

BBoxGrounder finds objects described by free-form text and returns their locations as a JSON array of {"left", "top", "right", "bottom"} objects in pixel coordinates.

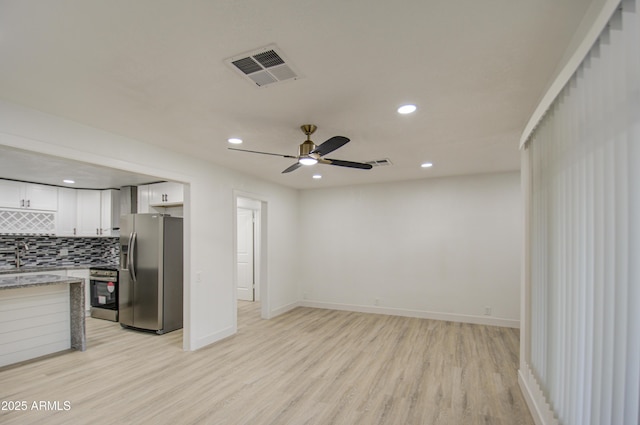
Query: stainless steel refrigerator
[{"left": 119, "top": 214, "right": 183, "bottom": 334}]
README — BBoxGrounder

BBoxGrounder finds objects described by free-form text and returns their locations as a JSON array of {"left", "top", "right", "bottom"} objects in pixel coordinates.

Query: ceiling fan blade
[
  {"left": 228, "top": 147, "right": 297, "bottom": 159},
  {"left": 282, "top": 162, "right": 303, "bottom": 173},
  {"left": 311, "top": 136, "right": 350, "bottom": 157},
  {"left": 322, "top": 158, "right": 373, "bottom": 170}
]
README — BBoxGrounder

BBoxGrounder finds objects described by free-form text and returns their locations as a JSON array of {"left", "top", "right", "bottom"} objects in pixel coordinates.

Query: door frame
[{"left": 233, "top": 191, "right": 268, "bottom": 320}]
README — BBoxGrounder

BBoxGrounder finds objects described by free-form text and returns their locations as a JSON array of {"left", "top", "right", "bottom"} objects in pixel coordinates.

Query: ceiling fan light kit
[
  {"left": 299, "top": 157, "right": 317, "bottom": 166},
  {"left": 397, "top": 104, "right": 417, "bottom": 114},
  {"left": 228, "top": 124, "right": 373, "bottom": 174}
]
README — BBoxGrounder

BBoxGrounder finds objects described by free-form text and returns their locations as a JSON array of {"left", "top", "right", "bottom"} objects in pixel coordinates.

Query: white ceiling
[
  {"left": 0, "top": 145, "right": 161, "bottom": 189},
  {"left": 0, "top": 1, "right": 593, "bottom": 189}
]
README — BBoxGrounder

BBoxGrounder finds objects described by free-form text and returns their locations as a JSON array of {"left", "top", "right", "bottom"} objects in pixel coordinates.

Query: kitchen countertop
[
  {"left": 0, "top": 264, "right": 118, "bottom": 275},
  {"left": 0, "top": 273, "right": 84, "bottom": 290}
]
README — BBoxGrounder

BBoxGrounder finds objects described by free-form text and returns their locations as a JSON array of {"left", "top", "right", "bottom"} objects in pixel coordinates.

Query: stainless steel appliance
[
  {"left": 90, "top": 266, "right": 119, "bottom": 321},
  {"left": 119, "top": 214, "right": 183, "bottom": 334}
]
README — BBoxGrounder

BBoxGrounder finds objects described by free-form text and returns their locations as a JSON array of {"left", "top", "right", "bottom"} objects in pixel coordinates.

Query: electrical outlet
[
  {"left": 374, "top": 298, "right": 380, "bottom": 306},
  {"left": 59, "top": 248, "right": 68, "bottom": 257},
  {"left": 484, "top": 306, "right": 492, "bottom": 316},
  {"left": 196, "top": 271, "right": 202, "bottom": 283}
]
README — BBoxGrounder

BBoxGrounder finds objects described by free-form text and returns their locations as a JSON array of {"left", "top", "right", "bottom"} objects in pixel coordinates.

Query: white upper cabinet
[
  {"left": 57, "top": 188, "right": 119, "bottom": 237},
  {"left": 76, "top": 189, "right": 101, "bottom": 236},
  {"left": 56, "top": 187, "right": 77, "bottom": 236},
  {"left": 0, "top": 179, "right": 58, "bottom": 211},
  {"left": 149, "top": 182, "right": 183, "bottom": 207},
  {"left": 100, "top": 189, "right": 120, "bottom": 236},
  {"left": 1, "top": 178, "right": 120, "bottom": 237},
  {"left": 137, "top": 185, "right": 150, "bottom": 213},
  {"left": 0, "top": 180, "right": 22, "bottom": 209},
  {"left": 26, "top": 184, "right": 58, "bottom": 210}
]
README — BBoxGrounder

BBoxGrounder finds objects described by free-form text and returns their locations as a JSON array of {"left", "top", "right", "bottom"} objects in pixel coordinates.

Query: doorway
[
  {"left": 236, "top": 207, "right": 255, "bottom": 301},
  {"left": 236, "top": 197, "right": 262, "bottom": 302}
]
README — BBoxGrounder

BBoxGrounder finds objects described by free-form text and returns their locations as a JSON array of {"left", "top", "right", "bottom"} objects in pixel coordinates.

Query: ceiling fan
[{"left": 228, "top": 125, "right": 373, "bottom": 173}]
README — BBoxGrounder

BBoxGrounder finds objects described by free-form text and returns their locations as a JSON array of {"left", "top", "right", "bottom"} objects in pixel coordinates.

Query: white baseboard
[
  {"left": 518, "top": 365, "right": 558, "bottom": 425},
  {"left": 192, "top": 325, "right": 235, "bottom": 351},
  {"left": 298, "top": 300, "right": 520, "bottom": 328},
  {"left": 269, "top": 301, "right": 300, "bottom": 318}
]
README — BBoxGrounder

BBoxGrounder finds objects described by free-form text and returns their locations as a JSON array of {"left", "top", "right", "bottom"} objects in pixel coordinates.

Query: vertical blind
[{"left": 524, "top": 0, "right": 639, "bottom": 424}]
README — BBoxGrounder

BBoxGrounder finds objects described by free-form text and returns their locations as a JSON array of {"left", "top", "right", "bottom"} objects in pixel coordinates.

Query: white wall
[
  {"left": 0, "top": 99, "right": 300, "bottom": 350},
  {"left": 299, "top": 172, "right": 521, "bottom": 327}
]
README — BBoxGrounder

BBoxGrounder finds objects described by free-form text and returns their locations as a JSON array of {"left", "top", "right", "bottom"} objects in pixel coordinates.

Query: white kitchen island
[{"left": 0, "top": 274, "right": 85, "bottom": 368}]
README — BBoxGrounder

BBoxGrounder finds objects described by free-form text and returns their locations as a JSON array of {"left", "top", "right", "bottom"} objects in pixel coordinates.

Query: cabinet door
[
  {"left": 163, "top": 182, "right": 183, "bottom": 205},
  {"left": 0, "top": 180, "right": 58, "bottom": 210},
  {"left": 56, "top": 187, "right": 77, "bottom": 236},
  {"left": 25, "top": 184, "right": 58, "bottom": 211},
  {"left": 149, "top": 182, "right": 183, "bottom": 206},
  {"left": 137, "top": 185, "right": 150, "bottom": 213},
  {"left": 0, "top": 180, "right": 23, "bottom": 208},
  {"left": 148, "top": 183, "right": 166, "bottom": 206},
  {"left": 76, "top": 190, "right": 101, "bottom": 236},
  {"left": 100, "top": 189, "right": 120, "bottom": 236}
]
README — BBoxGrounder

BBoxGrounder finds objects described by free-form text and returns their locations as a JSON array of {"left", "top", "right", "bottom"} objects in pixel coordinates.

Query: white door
[{"left": 237, "top": 208, "right": 255, "bottom": 301}]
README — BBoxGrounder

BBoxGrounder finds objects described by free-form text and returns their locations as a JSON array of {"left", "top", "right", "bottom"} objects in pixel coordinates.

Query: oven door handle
[
  {"left": 90, "top": 277, "right": 117, "bottom": 282},
  {"left": 129, "top": 231, "right": 137, "bottom": 284}
]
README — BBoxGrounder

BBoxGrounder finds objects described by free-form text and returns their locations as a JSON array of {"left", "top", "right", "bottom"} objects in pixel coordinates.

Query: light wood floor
[{"left": 1, "top": 302, "right": 533, "bottom": 425}]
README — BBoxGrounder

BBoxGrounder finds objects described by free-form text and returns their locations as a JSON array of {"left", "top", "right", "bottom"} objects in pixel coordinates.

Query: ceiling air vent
[
  {"left": 365, "top": 158, "right": 393, "bottom": 167},
  {"left": 225, "top": 44, "right": 301, "bottom": 88}
]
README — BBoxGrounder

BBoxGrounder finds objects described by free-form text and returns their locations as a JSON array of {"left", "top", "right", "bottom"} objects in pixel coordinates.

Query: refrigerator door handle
[
  {"left": 122, "top": 231, "right": 133, "bottom": 270},
  {"left": 129, "top": 232, "right": 137, "bottom": 283},
  {"left": 124, "top": 231, "right": 133, "bottom": 269}
]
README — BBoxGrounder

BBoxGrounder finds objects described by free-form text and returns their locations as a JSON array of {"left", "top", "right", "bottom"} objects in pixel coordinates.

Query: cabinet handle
[
  {"left": 27, "top": 199, "right": 30, "bottom": 208},
  {"left": 20, "top": 199, "right": 24, "bottom": 207},
  {"left": 73, "top": 228, "right": 76, "bottom": 236},
  {"left": 96, "top": 228, "right": 99, "bottom": 235}
]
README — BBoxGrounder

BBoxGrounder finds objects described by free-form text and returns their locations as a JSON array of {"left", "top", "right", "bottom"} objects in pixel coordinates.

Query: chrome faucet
[
  {"left": 16, "top": 241, "right": 29, "bottom": 269},
  {"left": 0, "top": 242, "right": 30, "bottom": 269}
]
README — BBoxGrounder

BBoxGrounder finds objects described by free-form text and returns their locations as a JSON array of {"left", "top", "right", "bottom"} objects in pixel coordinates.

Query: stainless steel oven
[{"left": 89, "top": 267, "right": 119, "bottom": 321}]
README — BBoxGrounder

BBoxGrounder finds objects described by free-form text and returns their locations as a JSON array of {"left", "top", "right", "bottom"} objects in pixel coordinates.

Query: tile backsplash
[{"left": 0, "top": 235, "right": 119, "bottom": 269}]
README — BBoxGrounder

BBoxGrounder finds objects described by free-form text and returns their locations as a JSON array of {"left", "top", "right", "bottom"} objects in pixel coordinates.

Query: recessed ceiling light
[
  {"left": 397, "top": 104, "right": 417, "bottom": 114},
  {"left": 63, "top": 179, "right": 75, "bottom": 184},
  {"left": 421, "top": 162, "right": 433, "bottom": 168},
  {"left": 312, "top": 174, "right": 322, "bottom": 179},
  {"left": 228, "top": 138, "right": 243, "bottom": 144}
]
